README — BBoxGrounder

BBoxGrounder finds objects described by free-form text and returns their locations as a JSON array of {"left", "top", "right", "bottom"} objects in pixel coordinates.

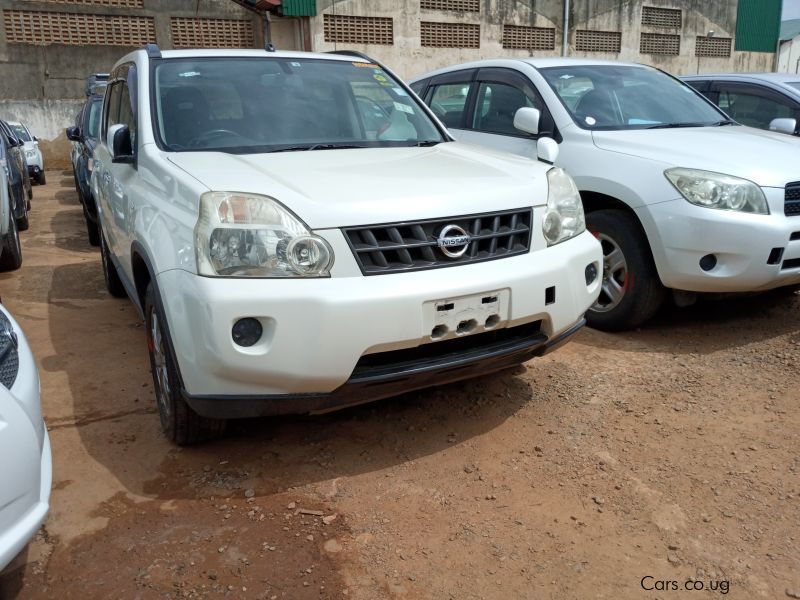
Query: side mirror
[
  {"left": 108, "top": 123, "right": 133, "bottom": 164},
  {"left": 66, "top": 126, "right": 81, "bottom": 142},
  {"left": 537, "top": 137, "right": 559, "bottom": 164},
  {"left": 769, "top": 117, "right": 797, "bottom": 135},
  {"left": 513, "top": 107, "right": 541, "bottom": 136},
  {"left": 33, "top": 136, "right": 38, "bottom": 143}
]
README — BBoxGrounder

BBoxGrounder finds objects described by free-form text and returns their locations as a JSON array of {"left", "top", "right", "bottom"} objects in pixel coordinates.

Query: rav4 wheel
[
  {"left": 586, "top": 209, "right": 665, "bottom": 331},
  {"left": 144, "top": 284, "right": 226, "bottom": 445},
  {"left": 37, "top": 171, "right": 46, "bottom": 186},
  {"left": 16, "top": 201, "right": 29, "bottom": 232},
  {"left": 0, "top": 205, "right": 22, "bottom": 271},
  {"left": 99, "top": 225, "right": 126, "bottom": 298}
]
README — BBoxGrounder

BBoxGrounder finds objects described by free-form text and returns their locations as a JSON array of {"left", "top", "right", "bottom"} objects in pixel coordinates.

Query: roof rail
[
  {"left": 325, "top": 50, "right": 377, "bottom": 63},
  {"left": 145, "top": 43, "right": 162, "bottom": 59}
]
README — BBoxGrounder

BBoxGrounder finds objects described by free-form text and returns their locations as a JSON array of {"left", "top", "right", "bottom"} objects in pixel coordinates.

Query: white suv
[
  {"left": 411, "top": 58, "right": 800, "bottom": 330},
  {"left": 91, "top": 46, "right": 601, "bottom": 444}
]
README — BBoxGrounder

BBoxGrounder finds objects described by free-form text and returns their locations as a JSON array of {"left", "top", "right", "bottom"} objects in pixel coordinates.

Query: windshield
[
  {"left": 539, "top": 65, "right": 727, "bottom": 130},
  {"left": 152, "top": 57, "right": 445, "bottom": 152},
  {"left": 9, "top": 123, "right": 30, "bottom": 142},
  {"left": 87, "top": 98, "right": 102, "bottom": 139}
]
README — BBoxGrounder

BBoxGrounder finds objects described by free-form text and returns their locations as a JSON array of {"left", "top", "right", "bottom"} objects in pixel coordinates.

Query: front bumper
[
  {"left": 641, "top": 189, "right": 800, "bottom": 292},
  {"left": 157, "top": 230, "right": 601, "bottom": 411}
]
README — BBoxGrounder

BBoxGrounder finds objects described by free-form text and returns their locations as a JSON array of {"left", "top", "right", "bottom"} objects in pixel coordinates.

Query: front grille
[
  {"left": 343, "top": 208, "right": 533, "bottom": 275},
  {"left": 0, "top": 332, "right": 19, "bottom": 389},
  {"left": 785, "top": 182, "right": 800, "bottom": 216}
]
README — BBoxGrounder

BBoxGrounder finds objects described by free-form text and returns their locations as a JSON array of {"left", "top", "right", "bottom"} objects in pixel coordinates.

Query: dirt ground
[{"left": 0, "top": 171, "right": 798, "bottom": 600}]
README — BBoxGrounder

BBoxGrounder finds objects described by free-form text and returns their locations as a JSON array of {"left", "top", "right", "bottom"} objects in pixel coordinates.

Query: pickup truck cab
[
  {"left": 412, "top": 58, "right": 800, "bottom": 330},
  {"left": 91, "top": 46, "right": 601, "bottom": 444}
]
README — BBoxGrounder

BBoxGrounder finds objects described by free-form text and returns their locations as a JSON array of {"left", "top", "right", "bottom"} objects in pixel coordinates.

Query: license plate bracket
[{"left": 422, "top": 289, "right": 510, "bottom": 342}]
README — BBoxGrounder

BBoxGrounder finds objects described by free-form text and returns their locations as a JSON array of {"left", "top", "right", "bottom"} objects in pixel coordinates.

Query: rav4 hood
[
  {"left": 591, "top": 126, "right": 800, "bottom": 188},
  {"left": 166, "top": 143, "right": 546, "bottom": 229}
]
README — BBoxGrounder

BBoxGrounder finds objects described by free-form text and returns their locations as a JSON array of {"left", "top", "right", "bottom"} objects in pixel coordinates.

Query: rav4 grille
[
  {"left": 342, "top": 208, "right": 533, "bottom": 275},
  {"left": 785, "top": 182, "right": 800, "bottom": 216}
]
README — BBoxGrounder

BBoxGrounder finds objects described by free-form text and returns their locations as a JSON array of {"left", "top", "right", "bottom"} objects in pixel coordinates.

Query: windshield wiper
[
  {"left": 268, "top": 143, "right": 366, "bottom": 153},
  {"left": 711, "top": 119, "right": 736, "bottom": 126},
  {"left": 645, "top": 122, "right": 708, "bottom": 129},
  {"left": 415, "top": 140, "right": 443, "bottom": 147}
]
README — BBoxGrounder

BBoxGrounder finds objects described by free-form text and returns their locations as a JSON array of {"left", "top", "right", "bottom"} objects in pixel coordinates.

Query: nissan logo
[{"left": 436, "top": 224, "right": 471, "bottom": 258}]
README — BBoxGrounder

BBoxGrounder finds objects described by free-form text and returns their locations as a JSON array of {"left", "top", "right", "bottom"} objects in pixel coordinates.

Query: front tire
[
  {"left": 586, "top": 209, "right": 665, "bottom": 331},
  {"left": 0, "top": 206, "right": 23, "bottom": 271},
  {"left": 144, "top": 284, "right": 226, "bottom": 445},
  {"left": 36, "top": 171, "right": 46, "bottom": 186},
  {"left": 99, "top": 225, "right": 126, "bottom": 298}
]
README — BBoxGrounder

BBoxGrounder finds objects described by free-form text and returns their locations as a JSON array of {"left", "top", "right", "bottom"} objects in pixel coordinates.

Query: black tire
[
  {"left": 586, "top": 209, "right": 665, "bottom": 331},
  {"left": 99, "top": 225, "right": 126, "bottom": 298},
  {"left": 16, "top": 205, "right": 29, "bottom": 232},
  {"left": 0, "top": 207, "right": 22, "bottom": 271},
  {"left": 37, "top": 171, "right": 46, "bottom": 186},
  {"left": 144, "top": 284, "right": 226, "bottom": 445},
  {"left": 86, "top": 215, "right": 100, "bottom": 247}
]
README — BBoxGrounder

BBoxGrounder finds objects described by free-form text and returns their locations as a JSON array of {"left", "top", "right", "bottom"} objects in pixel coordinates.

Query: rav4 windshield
[
  {"left": 152, "top": 57, "right": 445, "bottom": 152},
  {"left": 539, "top": 65, "right": 726, "bottom": 130}
]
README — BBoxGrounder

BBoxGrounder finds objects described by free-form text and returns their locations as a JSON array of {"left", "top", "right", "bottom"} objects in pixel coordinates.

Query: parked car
[
  {"left": 682, "top": 73, "right": 800, "bottom": 136},
  {"left": 0, "top": 120, "right": 30, "bottom": 232},
  {"left": 0, "top": 303, "right": 52, "bottom": 572},
  {"left": 91, "top": 45, "right": 602, "bottom": 444},
  {"left": 8, "top": 121, "right": 45, "bottom": 185},
  {"left": 0, "top": 141, "right": 23, "bottom": 271},
  {"left": 67, "top": 84, "right": 106, "bottom": 246},
  {"left": 411, "top": 58, "right": 800, "bottom": 330}
]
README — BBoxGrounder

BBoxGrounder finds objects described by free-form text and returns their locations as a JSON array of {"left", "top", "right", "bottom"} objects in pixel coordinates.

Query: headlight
[
  {"left": 194, "top": 192, "right": 334, "bottom": 278},
  {"left": 25, "top": 150, "right": 36, "bottom": 159},
  {"left": 543, "top": 167, "right": 586, "bottom": 245},
  {"left": 665, "top": 168, "right": 768, "bottom": 215}
]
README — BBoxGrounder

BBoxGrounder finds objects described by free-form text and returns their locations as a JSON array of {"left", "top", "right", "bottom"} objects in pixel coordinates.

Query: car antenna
[{"left": 265, "top": 43, "right": 276, "bottom": 52}]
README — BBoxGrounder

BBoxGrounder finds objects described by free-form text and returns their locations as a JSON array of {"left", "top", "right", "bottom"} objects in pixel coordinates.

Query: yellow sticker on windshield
[
  {"left": 373, "top": 74, "right": 388, "bottom": 82},
  {"left": 353, "top": 62, "right": 379, "bottom": 68}
]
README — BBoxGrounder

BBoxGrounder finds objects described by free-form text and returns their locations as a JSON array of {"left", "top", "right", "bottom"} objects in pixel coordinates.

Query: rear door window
[{"left": 429, "top": 83, "right": 471, "bottom": 128}]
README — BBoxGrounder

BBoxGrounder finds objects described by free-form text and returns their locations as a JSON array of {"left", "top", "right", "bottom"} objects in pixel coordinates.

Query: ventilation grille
[
  {"left": 171, "top": 17, "right": 254, "bottom": 48},
  {"left": 0, "top": 329, "right": 19, "bottom": 389},
  {"left": 640, "top": 32, "right": 680, "bottom": 55},
  {"left": 323, "top": 14, "right": 393, "bottom": 45},
  {"left": 785, "top": 182, "right": 800, "bottom": 216},
  {"left": 343, "top": 209, "right": 532, "bottom": 276},
  {"left": 695, "top": 36, "right": 732, "bottom": 57},
  {"left": 421, "top": 21, "right": 480, "bottom": 48},
  {"left": 20, "top": 0, "right": 143, "bottom": 6},
  {"left": 420, "top": 0, "right": 479, "bottom": 11},
  {"left": 575, "top": 29, "right": 621, "bottom": 53},
  {"left": 3, "top": 9, "right": 154, "bottom": 45},
  {"left": 502, "top": 24, "right": 555, "bottom": 50},
  {"left": 641, "top": 6, "right": 682, "bottom": 28}
]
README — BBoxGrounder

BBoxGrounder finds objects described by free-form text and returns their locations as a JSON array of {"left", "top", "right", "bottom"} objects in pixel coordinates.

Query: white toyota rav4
[{"left": 92, "top": 46, "right": 601, "bottom": 444}]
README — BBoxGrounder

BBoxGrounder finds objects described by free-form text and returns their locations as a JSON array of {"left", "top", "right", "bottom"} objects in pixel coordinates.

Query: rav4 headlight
[
  {"left": 543, "top": 167, "right": 586, "bottom": 246},
  {"left": 665, "top": 168, "right": 769, "bottom": 215},
  {"left": 194, "top": 192, "right": 334, "bottom": 278}
]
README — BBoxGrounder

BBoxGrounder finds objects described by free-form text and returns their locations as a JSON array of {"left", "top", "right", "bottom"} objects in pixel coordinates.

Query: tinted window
[
  {"left": 9, "top": 124, "right": 30, "bottom": 142},
  {"left": 472, "top": 82, "right": 537, "bottom": 135},
  {"left": 104, "top": 82, "right": 122, "bottom": 137},
  {"left": 152, "top": 58, "right": 444, "bottom": 152},
  {"left": 540, "top": 65, "right": 724, "bottom": 130},
  {"left": 718, "top": 87, "right": 797, "bottom": 130},
  {"left": 117, "top": 82, "right": 137, "bottom": 148},
  {"left": 429, "top": 83, "right": 470, "bottom": 128},
  {"left": 86, "top": 99, "right": 103, "bottom": 139}
]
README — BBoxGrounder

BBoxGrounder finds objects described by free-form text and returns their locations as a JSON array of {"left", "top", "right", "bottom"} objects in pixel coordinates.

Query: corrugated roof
[{"left": 780, "top": 18, "right": 800, "bottom": 41}]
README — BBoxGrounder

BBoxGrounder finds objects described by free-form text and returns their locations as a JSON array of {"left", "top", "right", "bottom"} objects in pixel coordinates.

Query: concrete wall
[
  {"left": 778, "top": 36, "right": 800, "bottom": 74},
  {"left": 0, "top": 0, "right": 263, "bottom": 168},
  {"left": 308, "top": 0, "right": 775, "bottom": 80}
]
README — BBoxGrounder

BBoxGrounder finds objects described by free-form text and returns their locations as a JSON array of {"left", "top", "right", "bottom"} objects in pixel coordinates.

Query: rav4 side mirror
[
  {"left": 513, "top": 107, "right": 541, "bottom": 136},
  {"left": 769, "top": 117, "right": 797, "bottom": 135},
  {"left": 66, "top": 126, "right": 81, "bottom": 142},
  {"left": 108, "top": 123, "right": 134, "bottom": 164}
]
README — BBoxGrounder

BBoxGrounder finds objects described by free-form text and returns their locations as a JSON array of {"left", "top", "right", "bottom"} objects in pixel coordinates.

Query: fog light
[
  {"left": 232, "top": 318, "right": 262, "bottom": 347},
  {"left": 585, "top": 262, "right": 598, "bottom": 285},
  {"left": 699, "top": 254, "right": 717, "bottom": 272}
]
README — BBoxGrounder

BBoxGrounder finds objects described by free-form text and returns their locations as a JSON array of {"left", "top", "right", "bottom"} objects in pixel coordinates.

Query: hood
[
  {"left": 166, "top": 143, "right": 547, "bottom": 229},
  {"left": 592, "top": 126, "right": 800, "bottom": 188}
]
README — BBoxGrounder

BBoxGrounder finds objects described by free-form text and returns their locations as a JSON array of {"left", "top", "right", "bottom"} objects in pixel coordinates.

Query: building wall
[
  {"left": 778, "top": 36, "right": 800, "bottom": 74},
  {"left": 307, "top": 0, "right": 775, "bottom": 80},
  {"left": 0, "top": 0, "right": 263, "bottom": 167}
]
